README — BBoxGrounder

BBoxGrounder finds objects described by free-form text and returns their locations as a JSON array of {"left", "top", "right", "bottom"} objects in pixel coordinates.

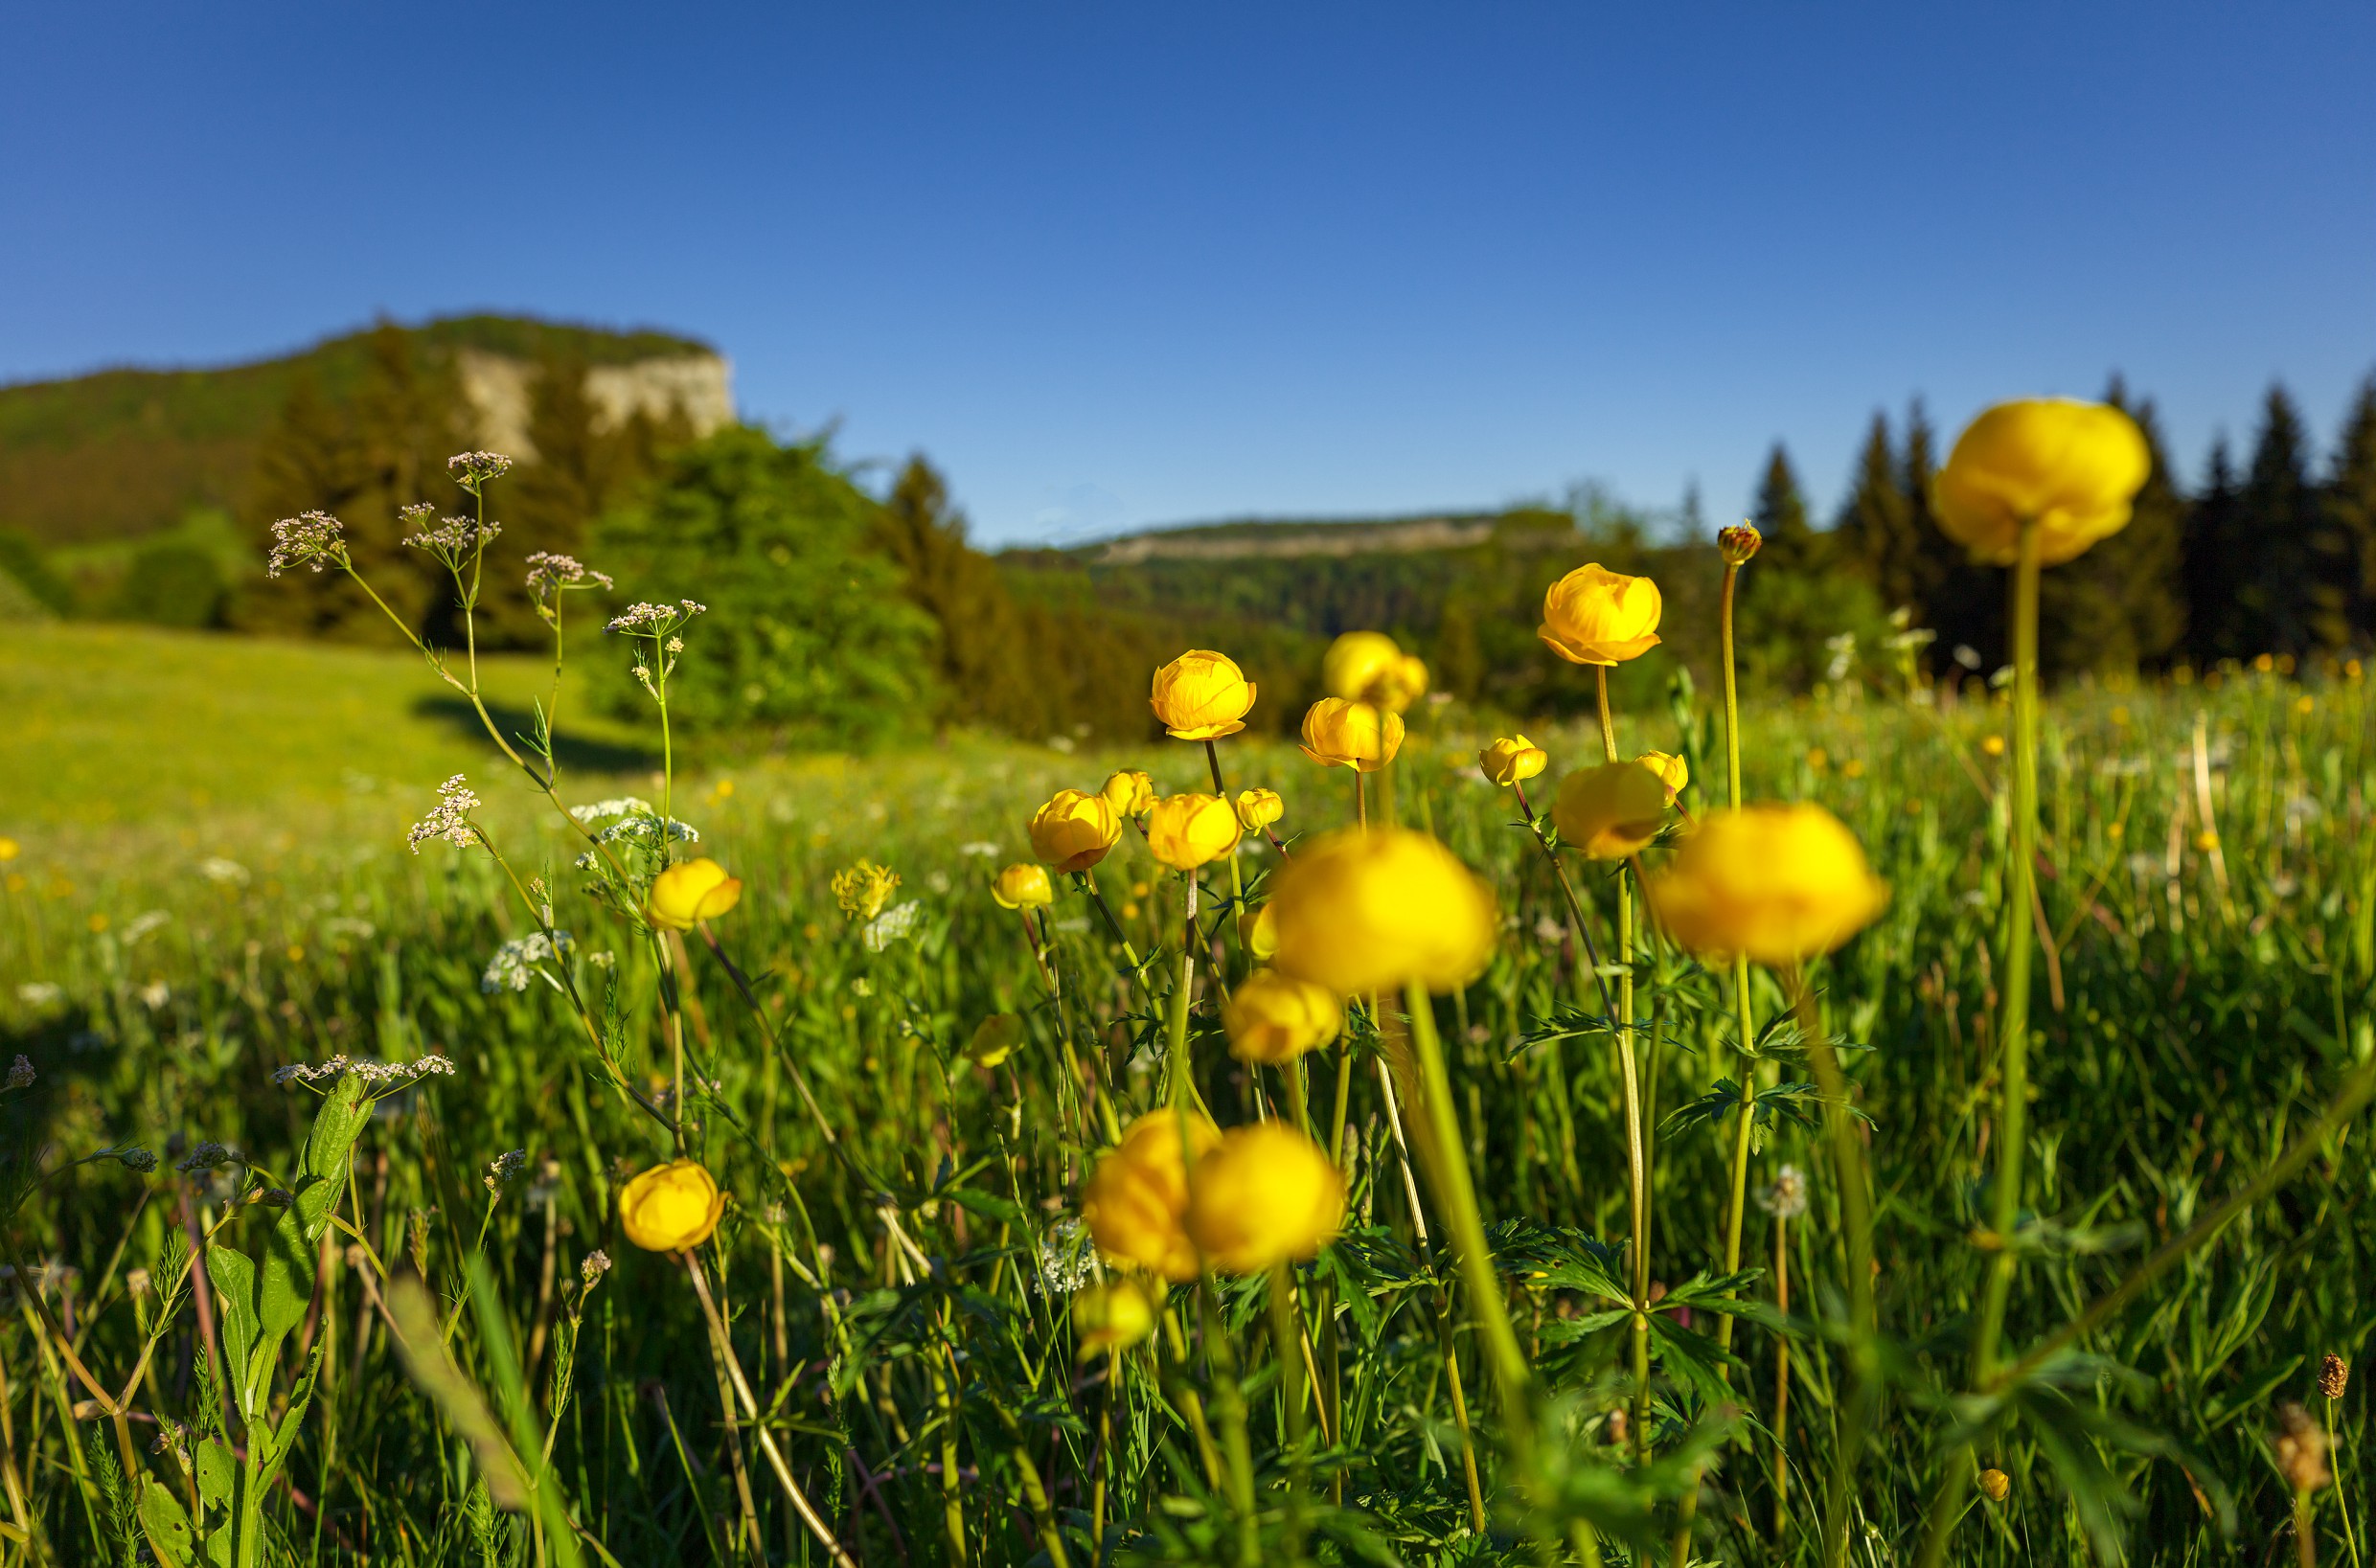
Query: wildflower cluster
[
  {"left": 526, "top": 551, "right": 615, "bottom": 621},
  {"left": 264, "top": 511, "right": 349, "bottom": 577},
  {"left": 271, "top": 1053, "right": 459, "bottom": 1088},
  {"left": 4, "top": 1055, "right": 31, "bottom": 1091},
  {"left": 175, "top": 1142, "right": 241, "bottom": 1174},
  {"left": 446, "top": 450, "right": 514, "bottom": 491},
  {"left": 406, "top": 775, "right": 482, "bottom": 854},
  {"left": 606, "top": 600, "right": 707, "bottom": 636},
  {"left": 486, "top": 1149, "right": 528, "bottom": 1190},
  {"left": 481, "top": 929, "right": 576, "bottom": 994},
  {"left": 402, "top": 510, "right": 505, "bottom": 569}
]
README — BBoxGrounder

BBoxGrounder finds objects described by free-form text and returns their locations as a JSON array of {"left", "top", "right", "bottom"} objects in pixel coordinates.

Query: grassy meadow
[{"left": 3, "top": 614, "right": 2374, "bottom": 1566}]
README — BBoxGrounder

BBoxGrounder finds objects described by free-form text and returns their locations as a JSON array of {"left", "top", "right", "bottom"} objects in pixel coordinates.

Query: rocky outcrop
[{"left": 456, "top": 349, "right": 735, "bottom": 460}]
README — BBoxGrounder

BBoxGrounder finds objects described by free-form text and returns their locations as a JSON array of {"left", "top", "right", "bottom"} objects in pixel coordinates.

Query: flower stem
[
  {"left": 1797, "top": 979, "right": 1875, "bottom": 1568},
  {"left": 1716, "top": 557, "right": 1760, "bottom": 1362}
]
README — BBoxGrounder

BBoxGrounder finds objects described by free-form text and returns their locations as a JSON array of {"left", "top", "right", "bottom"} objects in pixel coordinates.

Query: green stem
[
  {"left": 1268, "top": 1259, "right": 1309, "bottom": 1562},
  {"left": 1717, "top": 557, "right": 1759, "bottom": 1361},
  {"left": 1800, "top": 981, "right": 1875, "bottom": 1568}
]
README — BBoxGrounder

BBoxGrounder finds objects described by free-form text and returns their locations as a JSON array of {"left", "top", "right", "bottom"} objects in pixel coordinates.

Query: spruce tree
[
  {"left": 870, "top": 457, "right": 1045, "bottom": 735},
  {"left": 2041, "top": 381, "right": 2188, "bottom": 672},
  {"left": 1748, "top": 443, "right": 1816, "bottom": 575},
  {"left": 2320, "top": 373, "right": 2376, "bottom": 646},
  {"left": 2183, "top": 439, "right": 2245, "bottom": 665},
  {"left": 2235, "top": 386, "right": 2322, "bottom": 655},
  {"left": 1836, "top": 414, "right": 1927, "bottom": 614}
]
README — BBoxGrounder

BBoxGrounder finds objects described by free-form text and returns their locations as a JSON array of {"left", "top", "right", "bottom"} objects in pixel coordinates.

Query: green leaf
[
  {"left": 940, "top": 1185, "right": 1026, "bottom": 1226},
  {"left": 135, "top": 1476, "right": 196, "bottom": 1565},
  {"left": 200, "top": 1244, "right": 262, "bottom": 1421}
]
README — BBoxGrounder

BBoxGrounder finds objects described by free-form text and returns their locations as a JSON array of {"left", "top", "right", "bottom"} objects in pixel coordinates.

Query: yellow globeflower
[
  {"left": 1145, "top": 793, "right": 1243, "bottom": 871},
  {"left": 1551, "top": 762, "right": 1671, "bottom": 859},
  {"left": 1222, "top": 969, "right": 1344, "bottom": 1064},
  {"left": 1635, "top": 750, "right": 1689, "bottom": 803},
  {"left": 968, "top": 1013, "right": 1025, "bottom": 1068},
  {"left": 1082, "top": 1111, "right": 1222, "bottom": 1282},
  {"left": 646, "top": 857, "right": 743, "bottom": 931},
  {"left": 1151, "top": 650, "right": 1257, "bottom": 739},
  {"left": 1235, "top": 787, "right": 1284, "bottom": 832},
  {"left": 1029, "top": 789, "right": 1122, "bottom": 874},
  {"left": 1930, "top": 398, "right": 2150, "bottom": 566},
  {"left": 1268, "top": 828, "right": 1497, "bottom": 995},
  {"left": 0, "top": 837, "right": 19, "bottom": 861},
  {"left": 1072, "top": 1279, "right": 1160, "bottom": 1358},
  {"left": 1322, "top": 631, "right": 1428, "bottom": 713},
  {"left": 1717, "top": 522, "right": 1763, "bottom": 565},
  {"left": 1478, "top": 735, "right": 1548, "bottom": 787},
  {"left": 1299, "top": 697, "right": 1405, "bottom": 773},
  {"left": 619, "top": 1160, "right": 726, "bottom": 1252},
  {"left": 1650, "top": 804, "right": 1889, "bottom": 967},
  {"left": 991, "top": 862, "right": 1053, "bottom": 911},
  {"left": 1100, "top": 769, "right": 1155, "bottom": 818},
  {"left": 1241, "top": 900, "right": 1279, "bottom": 961},
  {"left": 1184, "top": 1123, "right": 1346, "bottom": 1274},
  {"left": 1539, "top": 563, "right": 1663, "bottom": 666}
]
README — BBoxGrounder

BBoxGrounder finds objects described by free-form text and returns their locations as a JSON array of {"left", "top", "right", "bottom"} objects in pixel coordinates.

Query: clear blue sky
[{"left": 6, "top": 2, "right": 2370, "bottom": 545}]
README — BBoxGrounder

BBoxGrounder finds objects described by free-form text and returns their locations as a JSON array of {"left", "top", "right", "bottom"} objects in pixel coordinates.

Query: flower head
[
  {"left": 406, "top": 775, "right": 482, "bottom": 855},
  {"left": 402, "top": 514, "right": 503, "bottom": 565},
  {"left": 1184, "top": 1123, "right": 1346, "bottom": 1274},
  {"left": 1718, "top": 522, "right": 1763, "bottom": 565},
  {"left": 2319, "top": 1353, "right": 2350, "bottom": 1401},
  {"left": 1552, "top": 762, "right": 1671, "bottom": 860},
  {"left": 1151, "top": 650, "right": 1257, "bottom": 739},
  {"left": 3, "top": 1056, "right": 31, "bottom": 1092},
  {"left": 1930, "top": 399, "right": 2150, "bottom": 566},
  {"left": 648, "top": 857, "right": 743, "bottom": 930},
  {"left": 1759, "top": 1164, "right": 1809, "bottom": 1219},
  {"left": 1299, "top": 698, "right": 1405, "bottom": 773},
  {"left": 1144, "top": 793, "right": 1243, "bottom": 872},
  {"left": 481, "top": 930, "right": 575, "bottom": 994},
  {"left": 619, "top": 1159, "right": 726, "bottom": 1252},
  {"left": 1539, "top": 563, "right": 1663, "bottom": 666},
  {"left": 266, "top": 511, "right": 349, "bottom": 578},
  {"left": 1635, "top": 751, "right": 1689, "bottom": 803},
  {"left": 1322, "top": 631, "right": 1428, "bottom": 713},
  {"left": 1082, "top": 1111, "right": 1222, "bottom": 1282},
  {"left": 525, "top": 552, "right": 615, "bottom": 603},
  {"left": 1478, "top": 735, "right": 1548, "bottom": 788},
  {"left": 1234, "top": 787, "right": 1284, "bottom": 833},
  {"left": 1977, "top": 1469, "right": 2010, "bottom": 1503},
  {"left": 968, "top": 1013, "right": 1025, "bottom": 1068},
  {"left": 176, "top": 1142, "right": 241, "bottom": 1175},
  {"left": 991, "top": 862, "right": 1054, "bottom": 911},
  {"left": 446, "top": 450, "right": 515, "bottom": 491},
  {"left": 1028, "top": 789, "right": 1122, "bottom": 874},
  {"left": 1099, "top": 769, "right": 1155, "bottom": 818},
  {"left": 1071, "top": 1279, "right": 1160, "bottom": 1358},
  {"left": 1268, "top": 829, "right": 1497, "bottom": 995},
  {"left": 830, "top": 860, "right": 901, "bottom": 923},
  {"left": 1650, "top": 805, "right": 1888, "bottom": 966},
  {"left": 1222, "top": 969, "right": 1343, "bottom": 1064}
]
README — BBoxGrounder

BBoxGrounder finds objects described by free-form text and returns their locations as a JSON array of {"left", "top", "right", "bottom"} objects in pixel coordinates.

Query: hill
[{"left": 0, "top": 314, "right": 727, "bottom": 544}]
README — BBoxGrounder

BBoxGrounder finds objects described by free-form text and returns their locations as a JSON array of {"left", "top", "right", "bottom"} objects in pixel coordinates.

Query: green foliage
[
  {"left": 110, "top": 539, "right": 227, "bottom": 627},
  {"left": 0, "top": 526, "right": 74, "bottom": 616},
  {"left": 593, "top": 425, "right": 940, "bottom": 743}
]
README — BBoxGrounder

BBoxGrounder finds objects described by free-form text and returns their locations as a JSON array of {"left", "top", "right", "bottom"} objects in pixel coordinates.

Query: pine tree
[
  {"left": 2041, "top": 381, "right": 2188, "bottom": 672},
  {"left": 1835, "top": 414, "right": 1926, "bottom": 613},
  {"left": 2319, "top": 373, "right": 2376, "bottom": 647},
  {"left": 2233, "top": 386, "right": 2323, "bottom": 656},
  {"left": 869, "top": 457, "right": 1047, "bottom": 735},
  {"left": 1748, "top": 443, "right": 1816, "bottom": 575},
  {"left": 2183, "top": 439, "right": 2245, "bottom": 665}
]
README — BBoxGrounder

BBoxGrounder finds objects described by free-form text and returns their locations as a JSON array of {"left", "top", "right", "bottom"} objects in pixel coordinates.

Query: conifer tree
[
  {"left": 2183, "top": 439, "right": 2246, "bottom": 665},
  {"left": 2041, "top": 381, "right": 2188, "bottom": 672},
  {"left": 2319, "top": 373, "right": 2376, "bottom": 646},
  {"left": 1748, "top": 443, "right": 1816, "bottom": 575},
  {"left": 2234, "top": 386, "right": 2322, "bottom": 655},
  {"left": 1836, "top": 414, "right": 1926, "bottom": 613},
  {"left": 870, "top": 457, "right": 1045, "bottom": 735}
]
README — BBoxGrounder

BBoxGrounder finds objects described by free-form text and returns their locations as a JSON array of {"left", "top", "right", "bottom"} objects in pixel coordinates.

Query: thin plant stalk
[
  {"left": 1795, "top": 976, "right": 1876, "bottom": 1568},
  {"left": 1594, "top": 665, "right": 1653, "bottom": 1459},
  {"left": 1715, "top": 553, "right": 1760, "bottom": 1363}
]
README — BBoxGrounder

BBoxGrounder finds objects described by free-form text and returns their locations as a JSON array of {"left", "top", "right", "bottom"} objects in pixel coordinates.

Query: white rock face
[{"left": 455, "top": 350, "right": 734, "bottom": 460}]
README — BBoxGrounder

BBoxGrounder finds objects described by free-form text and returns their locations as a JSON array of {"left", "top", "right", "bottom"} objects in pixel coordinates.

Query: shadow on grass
[{"left": 411, "top": 694, "right": 656, "bottom": 776}]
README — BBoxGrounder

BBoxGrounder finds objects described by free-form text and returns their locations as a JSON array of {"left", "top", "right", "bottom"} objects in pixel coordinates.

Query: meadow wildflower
[
  {"left": 1082, "top": 1110, "right": 1221, "bottom": 1282},
  {"left": 1760, "top": 1164, "right": 1810, "bottom": 1218},
  {"left": 648, "top": 856, "right": 743, "bottom": 929},
  {"left": 1478, "top": 735, "right": 1547, "bottom": 786},
  {"left": 1028, "top": 788, "right": 1122, "bottom": 873},
  {"left": 2319, "top": 1353, "right": 2350, "bottom": 1400},
  {"left": 990, "top": 862, "right": 1054, "bottom": 910},
  {"left": 1150, "top": 649, "right": 1257, "bottom": 739},
  {"left": 1977, "top": 1469, "right": 2010, "bottom": 1503},
  {"left": 1233, "top": 787, "right": 1284, "bottom": 832},
  {"left": 1718, "top": 521, "right": 1763, "bottom": 564},
  {"left": 1222, "top": 969, "right": 1343, "bottom": 1064},
  {"left": 264, "top": 511, "right": 348, "bottom": 576},
  {"left": 1299, "top": 697, "right": 1404, "bottom": 772},
  {"left": 1636, "top": 750, "right": 1689, "bottom": 802},
  {"left": 1100, "top": 768, "right": 1156, "bottom": 817},
  {"left": 830, "top": 859, "right": 901, "bottom": 923},
  {"left": 1652, "top": 804, "right": 1888, "bottom": 966},
  {"left": 1322, "top": 630, "right": 1428, "bottom": 712},
  {"left": 1551, "top": 762, "right": 1670, "bottom": 859},
  {"left": 619, "top": 1159, "right": 726, "bottom": 1251},
  {"left": 1144, "top": 793, "right": 1242, "bottom": 871},
  {"left": 2273, "top": 1403, "right": 2330, "bottom": 1492},
  {"left": 175, "top": 1142, "right": 241, "bottom": 1174},
  {"left": 1538, "top": 562, "right": 1663, "bottom": 665},
  {"left": 4, "top": 1056, "right": 31, "bottom": 1091},
  {"left": 446, "top": 450, "right": 515, "bottom": 490},
  {"left": 481, "top": 930, "right": 575, "bottom": 993},
  {"left": 1268, "top": 828, "right": 1496, "bottom": 995},
  {"left": 1930, "top": 398, "right": 2150, "bottom": 566},
  {"left": 968, "top": 1014, "right": 1025, "bottom": 1068},
  {"left": 1071, "top": 1279, "right": 1160, "bottom": 1358},
  {"left": 405, "top": 775, "right": 482, "bottom": 854},
  {"left": 1183, "top": 1122, "right": 1346, "bottom": 1273}
]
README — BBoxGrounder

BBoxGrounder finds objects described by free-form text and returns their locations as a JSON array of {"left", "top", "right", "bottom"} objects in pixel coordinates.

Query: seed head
[
  {"left": 2319, "top": 1352, "right": 2350, "bottom": 1400},
  {"left": 4, "top": 1056, "right": 32, "bottom": 1091},
  {"left": 1718, "top": 521, "right": 1763, "bottom": 566},
  {"left": 1759, "top": 1164, "right": 1810, "bottom": 1220},
  {"left": 2274, "top": 1402, "right": 2330, "bottom": 1492}
]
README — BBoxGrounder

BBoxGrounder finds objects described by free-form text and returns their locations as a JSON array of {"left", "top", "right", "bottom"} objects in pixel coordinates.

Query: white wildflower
[
  {"left": 581, "top": 1249, "right": 612, "bottom": 1285},
  {"left": 486, "top": 1149, "right": 527, "bottom": 1189},
  {"left": 446, "top": 450, "right": 514, "bottom": 489},
  {"left": 1759, "top": 1164, "right": 1810, "bottom": 1220},
  {"left": 265, "top": 511, "right": 347, "bottom": 577},
  {"left": 595, "top": 815, "right": 697, "bottom": 846},
  {"left": 526, "top": 552, "right": 615, "bottom": 597},
  {"left": 138, "top": 981, "right": 171, "bottom": 1011},
  {"left": 406, "top": 775, "right": 481, "bottom": 854},
  {"left": 957, "top": 841, "right": 1002, "bottom": 858},
  {"left": 568, "top": 797, "right": 653, "bottom": 823},
  {"left": 481, "top": 930, "right": 575, "bottom": 994},
  {"left": 273, "top": 1054, "right": 458, "bottom": 1088},
  {"left": 123, "top": 911, "right": 171, "bottom": 944},
  {"left": 197, "top": 856, "right": 250, "bottom": 886},
  {"left": 862, "top": 900, "right": 924, "bottom": 953},
  {"left": 4, "top": 1056, "right": 32, "bottom": 1090},
  {"left": 15, "top": 983, "right": 60, "bottom": 1009},
  {"left": 1036, "top": 1217, "right": 1095, "bottom": 1295},
  {"left": 403, "top": 514, "right": 503, "bottom": 562}
]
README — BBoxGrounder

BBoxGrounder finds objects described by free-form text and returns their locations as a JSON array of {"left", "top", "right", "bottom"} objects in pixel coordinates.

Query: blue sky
[{"left": 5, "top": 2, "right": 2370, "bottom": 545}]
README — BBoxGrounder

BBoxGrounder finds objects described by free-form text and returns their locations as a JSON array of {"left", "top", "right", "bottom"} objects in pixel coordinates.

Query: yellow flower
[
  {"left": 1322, "top": 631, "right": 1428, "bottom": 712},
  {"left": 1717, "top": 522, "right": 1763, "bottom": 565},
  {"left": 1650, "top": 805, "right": 1889, "bottom": 967},
  {"left": 1979, "top": 735, "right": 2005, "bottom": 758},
  {"left": 1151, "top": 650, "right": 1257, "bottom": 739},
  {"left": 1268, "top": 829, "right": 1497, "bottom": 995},
  {"left": 1029, "top": 789, "right": 1123, "bottom": 874},
  {"left": 1551, "top": 762, "right": 1671, "bottom": 859},
  {"left": 968, "top": 1013, "right": 1025, "bottom": 1068},
  {"left": 1635, "top": 750, "right": 1688, "bottom": 802},
  {"left": 1930, "top": 398, "right": 2151, "bottom": 566},
  {"left": 1299, "top": 698, "right": 1405, "bottom": 773},
  {"left": 1082, "top": 1111, "right": 1222, "bottom": 1282},
  {"left": 991, "top": 862, "right": 1054, "bottom": 911},
  {"left": 1977, "top": 1468, "right": 2010, "bottom": 1504},
  {"left": 1222, "top": 969, "right": 1344, "bottom": 1064},
  {"left": 1242, "top": 901, "right": 1279, "bottom": 961},
  {"left": 646, "top": 857, "right": 744, "bottom": 931},
  {"left": 0, "top": 838, "right": 18, "bottom": 862},
  {"left": 619, "top": 1159, "right": 727, "bottom": 1252},
  {"left": 1184, "top": 1123, "right": 1346, "bottom": 1274},
  {"left": 1478, "top": 735, "right": 1548, "bottom": 787},
  {"left": 1100, "top": 769, "right": 1156, "bottom": 818},
  {"left": 1538, "top": 563, "right": 1663, "bottom": 666},
  {"left": 1071, "top": 1279, "right": 1160, "bottom": 1358},
  {"left": 1235, "top": 788, "right": 1284, "bottom": 832},
  {"left": 831, "top": 859, "right": 902, "bottom": 922},
  {"left": 1144, "top": 793, "right": 1243, "bottom": 871}
]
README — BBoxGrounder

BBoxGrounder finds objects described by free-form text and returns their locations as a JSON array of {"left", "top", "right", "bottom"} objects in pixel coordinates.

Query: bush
[
  {"left": 0, "top": 528, "right": 74, "bottom": 617},
  {"left": 111, "top": 540, "right": 227, "bottom": 627},
  {"left": 592, "top": 426, "right": 938, "bottom": 745}
]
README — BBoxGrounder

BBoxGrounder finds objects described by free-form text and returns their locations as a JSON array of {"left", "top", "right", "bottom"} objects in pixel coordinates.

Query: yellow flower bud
[
  {"left": 1478, "top": 735, "right": 1548, "bottom": 787},
  {"left": 1242, "top": 900, "right": 1279, "bottom": 961},
  {"left": 1322, "top": 631, "right": 1428, "bottom": 712},
  {"left": 1029, "top": 789, "right": 1122, "bottom": 874},
  {"left": 991, "top": 862, "right": 1054, "bottom": 911},
  {"left": 968, "top": 1013, "right": 1025, "bottom": 1068},
  {"left": 1234, "top": 787, "right": 1284, "bottom": 832},
  {"left": 1930, "top": 398, "right": 2150, "bottom": 567},
  {"left": 1650, "top": 805, "right": 1889, "bottom": 967},
  {"left": 1184, "top": 1123, "right": 1346, "bottom": 1274},
  {"left": 619, "top": 1159, "right": 726, "bottom": 1252},
  {"left": 1151, "top": 649, "right": 1257, "bottom": 739},
  {"left": 1222, "top": 969, "right": 1344, "bottom": 1064},
  {"left": 1144, "top": 793, "right": 1243, "bottom": 872},
  {"left": 1718, "top": 522, "right": 1763, "bottom": 565},
  {"left": 1268, "top": 828, "right": 1496, "bottom": 996},
  {"left": 1977, "top": 1468, "right": 2010, "bottom": 1504},
  {"left": 1552, "top": 762, "right": 1671, "bottom": 859},
  {"left": 1100, "top": 769, "right": 1156, "bottom": 818},
  {"left": 1635, "top": 750, "right": 1688, "bottom": 802},
  {"left": 645, "top": 857, "right": 743, "bottom": 931},
  {"left": 1071, "top": 1279, "right": 1160, "bottom": 1358},
  {"left": 1082, "top": 1111, "right": 1222, "bottom": 1282},
  {"left": 1538, "top": 563, "right": 1663, "bottom": 666},
  {"left": 1299, "top": 697, "right": 1405, "bottom": 773}
]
